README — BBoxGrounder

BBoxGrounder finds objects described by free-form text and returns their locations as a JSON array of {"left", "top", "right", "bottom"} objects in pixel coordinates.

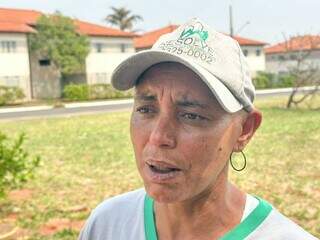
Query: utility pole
[
  {"left": 229, "top": 4, "right": 234, "bottom": 37},
  {"left": 229, "top": 4, "right": 250, "bottom": 37}
]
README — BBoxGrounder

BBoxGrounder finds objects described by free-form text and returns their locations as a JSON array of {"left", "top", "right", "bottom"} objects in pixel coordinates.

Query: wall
[
  {"left": 266, "top": 50, "right": 320, "bottom": 74},
  {"left": 240, "top": 45, "right": 266, "bottom": 77},
  {"left": 29, "top": 52, "right": 61, "bottom": 99},
  {"left": 86, "top": 36, "right": 135, "bottom": 85},
  {"left": 0, "top": 33, "right": 31, "bottom": 100}
]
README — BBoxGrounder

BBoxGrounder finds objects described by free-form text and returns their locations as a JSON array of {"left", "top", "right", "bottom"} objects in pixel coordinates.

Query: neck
[{"left": 154, "top": 169, "right": 245, "bottom": 240}]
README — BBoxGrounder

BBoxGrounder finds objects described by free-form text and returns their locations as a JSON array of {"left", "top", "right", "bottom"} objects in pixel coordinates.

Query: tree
[
  {"left": 29, "top": 12, "right": 90, "bottom": 81},
  {"left": 105, "top": 6, "right": 143, "bottom": 31},
  {"left": 279, "top": 34, "right": 320, "bottom": 109}
]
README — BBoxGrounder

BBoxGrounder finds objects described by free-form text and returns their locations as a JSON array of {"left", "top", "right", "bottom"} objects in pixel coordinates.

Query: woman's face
[{"left": 130, "top": 62, "right": 244, "bottom": 203}]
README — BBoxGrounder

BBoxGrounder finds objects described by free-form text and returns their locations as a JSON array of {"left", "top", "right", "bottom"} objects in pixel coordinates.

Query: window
[
  {"left": 256, "top": 49, "right": 261, "bottom": 56},
  {"left": 95, "top": 43, "right": 103, "bottom": 53},
  {"left": 39, "top": 59, "right": 51, "bottom": 66},
  {"left": 0, "top": 76, "right": 20, "bottom": 87},
  {"left": 1, "top": 41, "right": 17, "bottom": 53},
  {"left": 120, "top": 44, "right": 126, "bottom": 53},
  {"left": 278, "top": 55, "right": 285, "bottom": 61},
  {"left": 243, "top": 49, "right": 248, "bottom": 56},
  {"left": 95, "top": 73, "right": 108, "bottom": 84},
  {"left": 290, "top": 54, "right": 297, "bottom": 60}
]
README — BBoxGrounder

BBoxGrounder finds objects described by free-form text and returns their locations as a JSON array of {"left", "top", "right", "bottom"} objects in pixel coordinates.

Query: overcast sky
[{"left": 1, "top": 0, "right": 320, "bottom": 45}]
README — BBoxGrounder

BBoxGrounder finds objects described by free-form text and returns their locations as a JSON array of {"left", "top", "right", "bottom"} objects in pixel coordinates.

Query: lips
[
  {"left": 146, "top": 161, "right": 181, "bottom": 173},
  {"left": 145, "top": 160, "right": 183, "bottom": 183},
  {"left": 149, "top": 165, "right": 180, "bottom": 173}
]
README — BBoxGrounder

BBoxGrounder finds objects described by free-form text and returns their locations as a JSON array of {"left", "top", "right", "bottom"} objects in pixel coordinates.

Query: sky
[{"left": 1, "top": 0, "right": 320, "bottom": 45}]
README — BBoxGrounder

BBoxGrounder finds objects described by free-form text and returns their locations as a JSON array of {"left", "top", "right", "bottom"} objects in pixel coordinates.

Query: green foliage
[
  {"left": 105, "top": 6, "right": 143, "bottom": 31},
  {"left": 253, "top": 72, "right": 275, "bottom": 89},
  {"left": 0, "top": 132, "right": 40, "bottom": 197},
  {"left": 89, "top": 84, "right": 133, "bottom": 99},
  {"left": 253, "top": 71, "right": 296, "bottom": 89},
  {"left": 0, "top": 86, "right": 25, "bottom": 106},
  {"left": 277, "top": 74, "right": 295, "bottom": 88},
  {"left": 62, "top": 84, "right": 89, "bottom": 101},
  {"left": 63, "top": 83, "right": 133, "bottom": 101},
  {"left": 29, "top": 12, "right": 90, "bottom": 76}
]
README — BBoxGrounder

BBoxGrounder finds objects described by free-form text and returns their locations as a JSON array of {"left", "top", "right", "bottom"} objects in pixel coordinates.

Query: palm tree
[{"left": 105, "top": 7, "right": 143, "bottom": 31}]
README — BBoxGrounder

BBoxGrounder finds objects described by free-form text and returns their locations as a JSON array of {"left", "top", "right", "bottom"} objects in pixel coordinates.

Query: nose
[{"left": 149, "top": 114, "right": 177, "bottom": 149}]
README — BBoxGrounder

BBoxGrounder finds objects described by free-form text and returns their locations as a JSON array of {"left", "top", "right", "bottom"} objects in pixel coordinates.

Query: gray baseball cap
[{"left": 111, "top": 18, "right": 255, "bottom": 113}]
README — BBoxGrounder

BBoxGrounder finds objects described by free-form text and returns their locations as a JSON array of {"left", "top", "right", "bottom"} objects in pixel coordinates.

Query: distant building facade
[
  {"left": 134, "top": 25, "right": 267, "bottom": 77},
  {"left": 0, "top": 8, "right": 135, "bottom": 100},
  {"left": 265, "top": 35, "right": 320, "bottom": 74}
]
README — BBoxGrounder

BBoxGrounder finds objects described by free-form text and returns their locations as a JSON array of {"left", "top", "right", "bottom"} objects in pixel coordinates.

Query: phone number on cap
[{"left": 158, "top": 43, "right": 215, "bottom": 64}]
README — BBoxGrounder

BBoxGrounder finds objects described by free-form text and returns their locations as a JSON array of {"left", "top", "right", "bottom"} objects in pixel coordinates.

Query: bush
[
  {"left": 0, "top": 86, "right": 25, "bottom": 106},
  {"left": 89, "top": 84, "right": 116, "bottom": 99},
  {"left": 0, "top": 132, "right": 40, "bottom": 197},
  {"left": 253, "top": 72, "right": 295, "bottom": 89},
  {"left": 62, "top": 84, "right": 89, "bottom": 101},
  {"left": 277, "top": 74, "right": 295, "bottom": 88},
  {"left": 253, "top": 72, "right": 275, "bottom": 89},
  {"left": 63, "top": 83, "right": 133, "bottom": 101}
]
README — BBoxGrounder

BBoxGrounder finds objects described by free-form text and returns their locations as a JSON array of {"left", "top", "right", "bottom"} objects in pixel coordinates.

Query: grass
[{"left": 0, "top": 96, "right": 319, "bottom": 239}]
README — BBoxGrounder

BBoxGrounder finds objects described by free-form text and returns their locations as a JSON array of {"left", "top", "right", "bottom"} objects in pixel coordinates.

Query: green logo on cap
[{"left": 180, "top": 24, "right": 208, "bottom": 42}]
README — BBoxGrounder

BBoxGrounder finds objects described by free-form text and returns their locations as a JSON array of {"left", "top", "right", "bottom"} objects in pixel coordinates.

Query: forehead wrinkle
[
  {"left": 135, "top": 74, "right": 178, "bottom": 103},
  {"left": 135, "top": 62, "right": 225, "bottom": 112}
]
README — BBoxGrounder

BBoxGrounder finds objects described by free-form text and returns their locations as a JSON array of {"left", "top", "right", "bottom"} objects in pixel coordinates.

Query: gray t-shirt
[{"left": 78, "top": 188, "right": 318, "bottom": 240}]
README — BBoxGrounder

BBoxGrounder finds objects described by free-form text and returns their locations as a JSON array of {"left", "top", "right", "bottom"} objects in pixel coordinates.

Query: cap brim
[{"left": 111, "top": 50, "right": 243, "bottom": 113}]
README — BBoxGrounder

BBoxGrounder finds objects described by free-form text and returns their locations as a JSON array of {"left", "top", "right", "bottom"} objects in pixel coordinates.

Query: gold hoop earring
[{"left": 230, "top": 150, "right": 247, "bottom": 171}]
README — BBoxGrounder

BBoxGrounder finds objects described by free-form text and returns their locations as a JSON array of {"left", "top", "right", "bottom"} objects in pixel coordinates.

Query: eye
[
  {"left": 136, "top": 106, "right": 154, "bottom": 114},
  {"left": 180, "top": 112, "right": 206, "bottom": 121}
]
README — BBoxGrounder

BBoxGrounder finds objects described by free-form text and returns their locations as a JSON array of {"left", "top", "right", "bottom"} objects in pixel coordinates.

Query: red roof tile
[
  {"left": 134, "top": 25, "right": 266, "bottom": 49},
  {"left": 75, "top": 20, "right": 135, "bottom": 37},
  {"left": 134, "top": 25, "right": 179, "bottom": 49},
  {"left": 231, "top": 35, "right": 266, "bottom": 46},
  {"left": 0, "top": 8, "right": 41, "bottom": 25},
  {"left": 0, "top": 8, "right": 134, "bottom": 37},
  {"left": 0, "top": 22, "right": 36, "bottom": 33},
  {"left": 265, "top": 35, "right": 320, "bottom": 54}
]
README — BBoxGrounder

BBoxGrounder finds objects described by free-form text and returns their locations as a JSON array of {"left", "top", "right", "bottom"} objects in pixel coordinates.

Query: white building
[
  {"left": 0, "top": 23, "right": 35, "bottom": 100},
  {"left": 265, "top": 35, "right": 320, "bottom": 74},
  {"left": 0, "top": 8, "right": 135, "bottom": 100},
  {"left": 134, "top": 25, "right": 267, "bottom": 77}
]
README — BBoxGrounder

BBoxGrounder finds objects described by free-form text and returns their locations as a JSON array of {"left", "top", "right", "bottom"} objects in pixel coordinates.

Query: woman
[{"left": 79, "top": 18, "right": 317, "bottom": 240}]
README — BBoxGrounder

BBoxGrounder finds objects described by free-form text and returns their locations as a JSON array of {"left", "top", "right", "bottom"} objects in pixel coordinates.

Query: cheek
[
  {"left": 180, "top": 134, "right": 218, "bottom": 164},
  {"left": 181, "top": 130, "right": 232, "bottom": 173},
  {"left": 130, "top": 114, "right": 149, "bottom": 161}
]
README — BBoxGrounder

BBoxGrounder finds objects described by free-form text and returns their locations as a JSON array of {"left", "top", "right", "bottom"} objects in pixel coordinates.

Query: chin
[{"left": 144, "top": 182, "right": 186, "bottom": 203}]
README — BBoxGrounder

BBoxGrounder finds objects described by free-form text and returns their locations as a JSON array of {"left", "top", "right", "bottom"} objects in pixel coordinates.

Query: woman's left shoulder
[{"left": 252, "top": 206, "right": 318, "bottom": 240}]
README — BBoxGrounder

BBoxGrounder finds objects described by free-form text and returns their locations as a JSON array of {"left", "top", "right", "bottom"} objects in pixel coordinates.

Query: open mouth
[{"left": 147, "top": 163, "right": 181, "bottom": 174}]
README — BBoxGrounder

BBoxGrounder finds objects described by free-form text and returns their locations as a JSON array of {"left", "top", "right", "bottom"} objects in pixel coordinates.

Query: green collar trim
[
  {"left": 144, "top": 194, "right": 273, "bottom": 240},
  {"left": 144, "top": 194, "right": 158, "bottom": 240}
]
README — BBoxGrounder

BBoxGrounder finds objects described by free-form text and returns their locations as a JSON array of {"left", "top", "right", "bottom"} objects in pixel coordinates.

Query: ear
[{"left": 234, "top": 109, "right": 262, "bottom": 152}]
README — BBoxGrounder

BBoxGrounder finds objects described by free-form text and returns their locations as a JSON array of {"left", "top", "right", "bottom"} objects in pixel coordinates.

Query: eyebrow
[
  {"left": 134, "top": 93, "right": 209, "bottom": 109},
  {"left": 134, "top": 93, "right": 157, "bottom": 101},
  {"left": 176, "top": 99, "right": 209, "bottom": 109}
]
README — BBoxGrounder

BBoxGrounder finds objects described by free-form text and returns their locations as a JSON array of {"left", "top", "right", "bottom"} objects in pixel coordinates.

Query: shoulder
[
  {"left": 91, "top": 188, "right": 146, "bottom": 218},
  {"left": 251, "top": 203, "right": 318, "bottom": 240},
  {"left": 78, "top": 188, "right": 146, "bottom": 240}
]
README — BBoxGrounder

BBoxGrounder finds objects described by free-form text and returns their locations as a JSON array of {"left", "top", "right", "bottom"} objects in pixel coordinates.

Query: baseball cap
[{"left": 111, "top": 18, "right": 255, "bottom": 113}]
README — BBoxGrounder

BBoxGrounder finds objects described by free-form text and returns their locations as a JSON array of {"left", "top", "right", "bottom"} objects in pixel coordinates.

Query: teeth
[
  {"left": 151, "top": 165, "right": 173, "bottom": 173},
  {"left": 149, "top": 164, "right": 180, "bottom": 174},
  {"left": 153, "top": 165, "right": 171, "bottom": 171}
]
